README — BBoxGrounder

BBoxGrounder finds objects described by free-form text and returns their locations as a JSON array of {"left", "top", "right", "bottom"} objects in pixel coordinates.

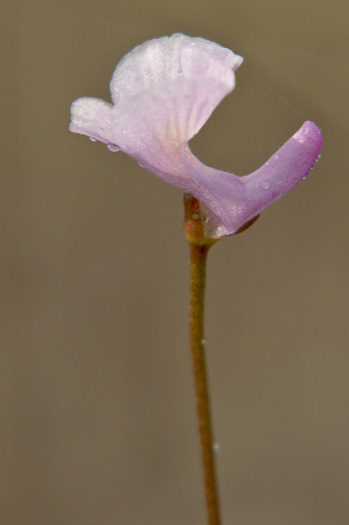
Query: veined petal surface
[{"left": 110, "top": 33, "right": 242, "bottom": 104}]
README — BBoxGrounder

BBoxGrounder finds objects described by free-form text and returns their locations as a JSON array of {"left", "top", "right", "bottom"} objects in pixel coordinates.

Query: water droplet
[
  {"left": 107, "top": 143, "right": 119, "bottom": 152},
  {"left": 213, "top": 443, "right": 220, "bottom": 453},
  {"left": 262, "top": 181, "right": 270, "bottom": 189},
  {"left": 215, "top": 226, "right": 225, "bottom": 236},
  {"left": 89, "top": 137, "right": 97, "bottom": 142},
  {"left": 192, "top": 213, "right": 199, "bottom": 220}
]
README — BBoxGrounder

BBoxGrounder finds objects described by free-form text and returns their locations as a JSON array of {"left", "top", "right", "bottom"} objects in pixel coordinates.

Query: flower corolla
[{"left": 70, "top": 33, "right": 323, "bottom": 238}]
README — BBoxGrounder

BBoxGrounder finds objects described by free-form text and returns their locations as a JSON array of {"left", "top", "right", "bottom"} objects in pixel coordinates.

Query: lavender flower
[{"left": 70, "top": 33, "right": 322, "bottom": 238}]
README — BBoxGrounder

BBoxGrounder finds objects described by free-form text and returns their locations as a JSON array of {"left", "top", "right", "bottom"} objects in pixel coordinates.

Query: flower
[{"left": 69, "top": 33, "right": 323, "bottom": 238}]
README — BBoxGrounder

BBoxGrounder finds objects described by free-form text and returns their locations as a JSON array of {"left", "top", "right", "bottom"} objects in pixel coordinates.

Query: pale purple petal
[
  {"left": 69, "top": 97, "right": 119, "bottom": 149},
  {"left": 110, "top": 33, "right": 242, "bottom": 104},
  {"left": 110, "top": 70, "right": 234, "bottom": 167},
  {"left": 110, "top": 117, "right": 322, "bottom": 237},
  {"left": 183, "top": 121, "right": 323, "bottom": 237}
]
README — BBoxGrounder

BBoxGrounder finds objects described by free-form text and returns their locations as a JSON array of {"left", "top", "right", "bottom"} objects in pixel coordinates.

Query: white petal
[
  {"left": 109, "top": 33, "right": 242, "bottom": 104},
  {"left": 69, "top": 97, "right": 118, "bottom": 148}
]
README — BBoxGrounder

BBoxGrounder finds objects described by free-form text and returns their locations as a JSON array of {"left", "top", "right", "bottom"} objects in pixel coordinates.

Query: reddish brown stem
[
  {"left": 184, "top": 194, "right": 221, "bottom": 525},
  {"left": 189, "top": 242, "right": 221, "bottom": 525}
]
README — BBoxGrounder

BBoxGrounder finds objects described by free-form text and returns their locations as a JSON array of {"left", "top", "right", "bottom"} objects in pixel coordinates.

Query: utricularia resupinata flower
[{"left": 69, "top": 33, "right": 323, "bottom": 238}]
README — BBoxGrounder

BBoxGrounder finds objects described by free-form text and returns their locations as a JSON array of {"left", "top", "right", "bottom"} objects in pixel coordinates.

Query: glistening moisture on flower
[{"left": 69, "top": 33, "right": 323, "bottom": 238}]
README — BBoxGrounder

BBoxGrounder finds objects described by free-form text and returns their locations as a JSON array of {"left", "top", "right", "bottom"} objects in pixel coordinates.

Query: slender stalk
[
  {"left": 183, "top": 194, "right": 221, "bottom": 525},
  {"left": 189, "top": 242, "right": 221, "bottom": 525}
]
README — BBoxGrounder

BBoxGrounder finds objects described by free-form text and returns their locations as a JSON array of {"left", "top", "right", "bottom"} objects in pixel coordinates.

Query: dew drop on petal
[
  {"left": 215, "top": 226, "right": 225, "bottom": 236},
  {"left": 107, "top": 143, "right": 119, "bottom": 152},
  {"left": 262, "top": 181, "right": 270, "bottom": 189},
  {"left": 89, "top": 137, "right": 97, "bottom": 142}
]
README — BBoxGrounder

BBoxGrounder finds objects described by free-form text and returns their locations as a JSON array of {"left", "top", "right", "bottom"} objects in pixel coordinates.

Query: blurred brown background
[{"left": 2, "top": 0, "right": 348, "bottom": 523}]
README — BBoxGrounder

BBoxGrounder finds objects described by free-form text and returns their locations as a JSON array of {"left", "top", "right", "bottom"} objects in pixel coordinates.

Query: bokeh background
[{"left": 2, "top": 0, "right": 349, "bottom": 524}]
